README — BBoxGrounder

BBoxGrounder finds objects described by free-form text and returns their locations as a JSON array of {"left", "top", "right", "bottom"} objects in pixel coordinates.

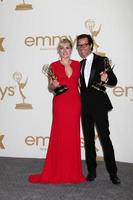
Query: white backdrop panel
[{"left": 0, "top": 0, "right": 133, "bottom": 163}]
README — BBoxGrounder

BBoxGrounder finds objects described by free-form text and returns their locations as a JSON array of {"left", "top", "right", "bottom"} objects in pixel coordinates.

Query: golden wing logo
[
  {"left": 0, "top": 37, "right": 5, "bottom": 52},
  {"left": 15, "top": 0, "right": 33, "bottom": 10},
  {"left": 85, "top": 19, "right": 105, "bottom": 56},
  {"left": 13, "top": 72, "right": 33, "bottom": 109}
]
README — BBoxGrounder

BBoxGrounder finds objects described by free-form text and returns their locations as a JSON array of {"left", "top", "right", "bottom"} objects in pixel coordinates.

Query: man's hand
[{"left": 100, "top": 72, "right": 108, "bottom": 83}]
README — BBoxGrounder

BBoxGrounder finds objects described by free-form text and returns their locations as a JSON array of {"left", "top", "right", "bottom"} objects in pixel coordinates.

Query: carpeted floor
[{"left": 0, "top": 157, "right": 133, "bottom": 200}]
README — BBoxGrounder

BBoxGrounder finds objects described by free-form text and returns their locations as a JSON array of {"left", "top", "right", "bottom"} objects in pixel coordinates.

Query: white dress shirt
[{"left": 84, "top": 53, "right": 94, "bottom": 86}]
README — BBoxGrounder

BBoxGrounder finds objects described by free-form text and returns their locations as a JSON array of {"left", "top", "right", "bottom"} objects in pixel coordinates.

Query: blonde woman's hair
[{"left": 57, "top": 38, "right": 73, "bottom": 51}]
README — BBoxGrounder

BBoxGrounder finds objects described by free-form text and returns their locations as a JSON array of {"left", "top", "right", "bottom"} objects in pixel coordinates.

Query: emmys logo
[
  {"left": 85, "top": 19, "right": 105, "bottom": 56},
  {"left": 0, "top": 134, "right": 5, "bottom": 149},
  {"left": 25, "top": 135, "right": 102, "bottom": 160},
  {"left": 25, "top": 135, "right": 89, "bottom": 151},
  {"left": 24, "top": 35, "right": 77, "bottom": 50},
  {"left": 13, "top": 72, "right": 32, "bottom": 109},
  {"left": 15, "top": 0, "right": 33, "bottom": 10},
  {"left": 0, "top": 36, "right": 5, "bottom": 52},
  {"left": 112, "top": 85, "right": 133, "bottom": 101},
  {"left": 25, "top": 136, "right": 50, "bottom": 150}
]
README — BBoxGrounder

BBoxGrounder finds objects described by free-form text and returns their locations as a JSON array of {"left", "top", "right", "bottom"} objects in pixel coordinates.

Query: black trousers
[{"left": 81, "top": 104, "right": 117, "bottom": 176}]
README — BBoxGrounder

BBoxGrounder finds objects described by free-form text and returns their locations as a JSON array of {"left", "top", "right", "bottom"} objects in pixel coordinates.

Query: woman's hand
[
  {"left": 48, "top": 79, "right": 60, "bottom": 92},
  {"left": 52, "top": 80, "right": 60, "bottom": 88}
]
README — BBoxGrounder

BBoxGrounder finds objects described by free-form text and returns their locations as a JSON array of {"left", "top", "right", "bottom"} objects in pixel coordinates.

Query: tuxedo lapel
[
  {"left": 88, "top": 54, "right": 97, "bottom": 87},
  {"left": 80, "top": 54, "right": 99, "bottom": 88},
  {"left": 80, "top": 60, "right": 87, "bottom": 88}
]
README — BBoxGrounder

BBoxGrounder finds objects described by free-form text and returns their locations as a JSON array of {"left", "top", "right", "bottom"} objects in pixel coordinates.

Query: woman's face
[{"left": 58, "top": 42, "right": 72, "bottom": 59}]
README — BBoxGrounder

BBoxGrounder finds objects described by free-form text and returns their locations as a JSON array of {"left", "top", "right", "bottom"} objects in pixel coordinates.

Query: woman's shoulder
[
  {"left": 71, "top": 60, "right": 80, "bottom": 73},
  {"left": 50, "top": 60, "right": 60, "bottom": 70},
  {"left": 50, "top": 60, "right": 60, "bottom": 66}
]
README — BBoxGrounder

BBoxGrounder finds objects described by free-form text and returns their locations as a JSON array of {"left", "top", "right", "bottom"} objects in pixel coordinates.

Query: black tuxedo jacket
[{"left": 80, "top": 53, "right": 117, "bottom": 112}]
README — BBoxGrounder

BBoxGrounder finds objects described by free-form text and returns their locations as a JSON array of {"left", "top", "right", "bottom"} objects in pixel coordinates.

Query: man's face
[{"left": 77, "top": 37, "right": 92, "bottom": 58}]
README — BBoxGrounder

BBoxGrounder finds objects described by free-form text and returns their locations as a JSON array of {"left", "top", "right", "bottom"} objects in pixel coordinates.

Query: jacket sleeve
[{"left": 106, "top": 69, "right": 117, "bottom": 87}]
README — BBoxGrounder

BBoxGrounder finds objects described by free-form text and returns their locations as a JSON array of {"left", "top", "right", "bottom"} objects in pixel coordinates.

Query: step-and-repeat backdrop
[{"left": 0, "top": 0, "right": 133, "bottom": 163}]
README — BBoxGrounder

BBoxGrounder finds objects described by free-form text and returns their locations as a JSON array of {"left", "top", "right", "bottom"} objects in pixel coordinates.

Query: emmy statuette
[
  {"left": 42, "top": 64, "right": 68, "bottom": 96},
  {"left": 91, "top": 57, "right": 115, "bottom": 93}
]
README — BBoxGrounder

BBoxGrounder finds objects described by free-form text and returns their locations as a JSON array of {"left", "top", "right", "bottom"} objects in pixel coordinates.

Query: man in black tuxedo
[{"left": 76, "top": 34, "right": 120, "bottom": 184}]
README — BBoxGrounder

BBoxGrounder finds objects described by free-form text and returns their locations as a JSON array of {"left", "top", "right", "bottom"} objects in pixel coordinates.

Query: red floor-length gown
[{"left": 28, "top": 60, "right": 86, "bottom": 183}]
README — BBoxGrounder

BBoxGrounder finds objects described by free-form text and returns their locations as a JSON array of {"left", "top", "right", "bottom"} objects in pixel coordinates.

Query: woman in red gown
[{"left": 28, "top": 39, "right": 86, "bottom": 184}]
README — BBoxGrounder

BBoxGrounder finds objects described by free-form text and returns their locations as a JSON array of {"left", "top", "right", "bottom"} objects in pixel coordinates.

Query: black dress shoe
[
  {"left": 86, "top": 173, "right": 96, "bottom": 182},
  {"left": 110, "top": 175, "right": 121, "bottom": 184}
]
